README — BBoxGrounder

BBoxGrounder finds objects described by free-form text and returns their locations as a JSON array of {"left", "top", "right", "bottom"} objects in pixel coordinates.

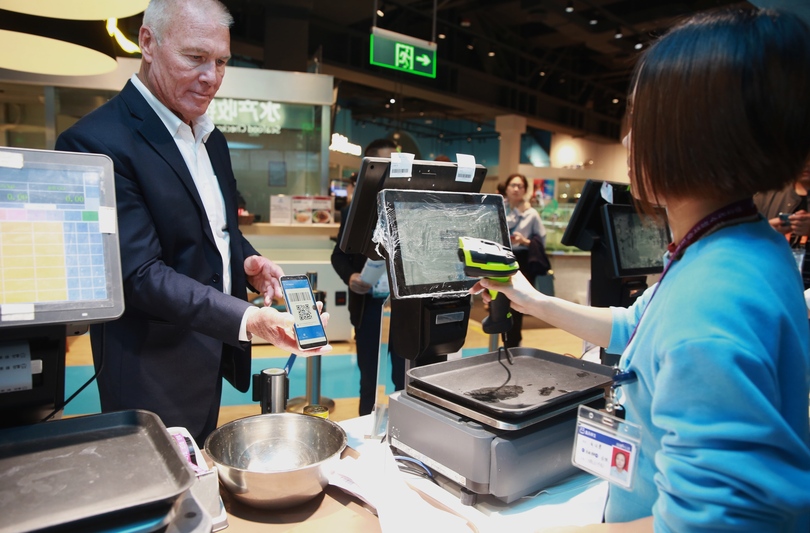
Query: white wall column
[{"left": 495, "top": 114, "right": 526, "bottom": 180}]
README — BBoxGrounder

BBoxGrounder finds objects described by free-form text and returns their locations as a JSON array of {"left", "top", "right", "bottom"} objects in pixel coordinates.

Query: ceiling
[
  {"left": 0, "top": 0, "right": 754, "bottom": 144},
  {"left": 219, "top": 0, "right": 750, "bottom": 142}
]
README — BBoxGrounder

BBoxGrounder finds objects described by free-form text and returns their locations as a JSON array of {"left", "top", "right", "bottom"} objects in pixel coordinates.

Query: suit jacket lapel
[{"left": 119, "top": 81, "right": 216, "bottom": 246}]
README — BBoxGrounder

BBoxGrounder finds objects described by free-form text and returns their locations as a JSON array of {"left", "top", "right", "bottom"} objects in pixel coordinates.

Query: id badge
[{"left": 572, "top": 405, "right": 641, "bottom": 489}]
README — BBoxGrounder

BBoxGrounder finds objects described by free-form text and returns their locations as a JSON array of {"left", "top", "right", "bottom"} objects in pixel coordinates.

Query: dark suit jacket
[{"left": 56, "top": 81, "right": 258, "bottom": 438}]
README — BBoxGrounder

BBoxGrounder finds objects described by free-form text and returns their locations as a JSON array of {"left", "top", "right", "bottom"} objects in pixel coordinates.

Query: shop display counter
[{"left": 239, "top": 222, "right": 339, "bottom": 239}]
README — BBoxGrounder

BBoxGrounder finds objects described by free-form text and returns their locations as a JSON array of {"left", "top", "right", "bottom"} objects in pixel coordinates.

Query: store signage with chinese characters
[
  {"left": 369, "top": 27, "right": 437, "bottom": 79},
  {"left": 209, "top": 97, "right": 284, "bottom": 135},
  {"left": 329, "top": 133, "right": 362, "bottom": 156}
]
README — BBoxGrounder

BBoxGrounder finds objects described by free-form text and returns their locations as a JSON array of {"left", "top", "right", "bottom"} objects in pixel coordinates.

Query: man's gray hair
[{"left": 142, "top": 0, "right": 233, "bottom": 44}]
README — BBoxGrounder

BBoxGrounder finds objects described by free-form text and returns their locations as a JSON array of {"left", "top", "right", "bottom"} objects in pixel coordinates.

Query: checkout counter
[
  {"left": 211, "top": 415, "right": 609, "bottom": 533},
  {"left": 0, "top": 152, "right": 636, "bottom": 532},
  {"left": 194, "top": 160, "right": 619, "bottom": 531}
]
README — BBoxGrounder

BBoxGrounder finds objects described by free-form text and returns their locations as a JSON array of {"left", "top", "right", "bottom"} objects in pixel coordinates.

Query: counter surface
[
  {"left": 239, "top": 223, "right": 339, "bottom": 238},
  {"left": 220, "top": 483, "right": 381, "bottom": 532},
  {"left": 210, "top": 416, "right": 608, "bottom": 533}
]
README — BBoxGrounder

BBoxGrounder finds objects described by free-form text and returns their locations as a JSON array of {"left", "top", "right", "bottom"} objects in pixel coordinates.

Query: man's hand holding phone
[
  {"left": 789, "top": 210, "right": 810, "bottom": 237},
  {"left": 246, "top": 302, "right": 331, "bottom": 355},
  {"left": 279, "top": 275, "right": 330, "bottom": 351}
]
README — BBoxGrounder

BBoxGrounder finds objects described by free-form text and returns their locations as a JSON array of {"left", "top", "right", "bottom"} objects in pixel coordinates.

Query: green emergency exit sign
[{"left": 370, "top": 27, "right": 437, "bottom": 79}]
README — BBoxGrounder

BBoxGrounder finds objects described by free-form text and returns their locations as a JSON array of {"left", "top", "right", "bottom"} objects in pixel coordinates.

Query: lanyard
[{"left": 608, "top": 198, "right": 760, "bottom": 410}]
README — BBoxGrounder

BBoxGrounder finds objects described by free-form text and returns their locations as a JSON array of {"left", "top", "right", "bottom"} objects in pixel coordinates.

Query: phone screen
[{"left": 280, "top": 275, "right": 328, "bottom": 350}]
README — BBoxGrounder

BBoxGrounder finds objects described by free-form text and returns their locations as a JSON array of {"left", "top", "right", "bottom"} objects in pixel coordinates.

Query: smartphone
[
  {"left": 279, "top": 275, "right": 328, "bottom": 350},
  {"left": 779, "top": 213, "right": 791, "bottom": 227}
]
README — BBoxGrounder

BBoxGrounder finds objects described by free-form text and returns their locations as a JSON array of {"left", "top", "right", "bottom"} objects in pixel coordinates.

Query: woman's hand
[
  {"left": 471, "top": 271, "right": 541, "bottom": 315},
  {"left": 471, "top": 271, "right": 615, "bottom": 348}
]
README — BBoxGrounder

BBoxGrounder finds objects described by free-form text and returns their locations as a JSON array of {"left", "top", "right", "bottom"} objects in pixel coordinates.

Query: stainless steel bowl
[{"left": 204, "top": 412, "right": 347, "bottom": 509}]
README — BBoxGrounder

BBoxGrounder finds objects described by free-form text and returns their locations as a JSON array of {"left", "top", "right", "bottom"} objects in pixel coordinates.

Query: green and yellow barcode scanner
[{"left": 458, "top": 236, "right": 519, "bottom": 335}]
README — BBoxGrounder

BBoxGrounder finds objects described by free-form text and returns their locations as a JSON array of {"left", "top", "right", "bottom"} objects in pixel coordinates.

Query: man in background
[
  {"left": 56, "top": 0, "right": 329, "bottom": 444},
  {"left": 755, "top": 163, "right": 810, "bottom": 289},
  {"left": 331, "top": 138, "right": 406, "bottom": 415}
]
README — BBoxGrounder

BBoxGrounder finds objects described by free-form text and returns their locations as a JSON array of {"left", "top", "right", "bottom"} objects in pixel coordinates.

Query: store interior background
[{"left": 0, "top": 0, "right": 754, "bottom": 417}]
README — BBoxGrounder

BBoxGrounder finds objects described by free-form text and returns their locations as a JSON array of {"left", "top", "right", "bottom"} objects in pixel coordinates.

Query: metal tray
[
  {"left": 0, "top": 410, "right": 195, "bottom": 533},
  {"left": 407, "top": 347, "right": 613, "bottom": 419}
]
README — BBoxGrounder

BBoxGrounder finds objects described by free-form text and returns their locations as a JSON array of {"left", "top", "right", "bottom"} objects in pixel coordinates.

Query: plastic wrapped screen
[{"left": 374, "top": 190, "right": 510, "bottom": 299}]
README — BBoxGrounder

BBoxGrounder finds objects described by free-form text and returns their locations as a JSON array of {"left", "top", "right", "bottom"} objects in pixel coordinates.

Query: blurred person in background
[
  {"left": 331, "top": 138, "right": 407, "bottom": 415},
  {"left": 502, "top": 173, "right": 548, "bottom": 348},
  {"left": 755, "top": 162, "right": 810, "bottom": 288}
]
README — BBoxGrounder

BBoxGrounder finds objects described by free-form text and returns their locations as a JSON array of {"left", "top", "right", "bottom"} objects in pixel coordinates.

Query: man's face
[{"left": 140, "top": 8, "right": 230, "bottom": 124}]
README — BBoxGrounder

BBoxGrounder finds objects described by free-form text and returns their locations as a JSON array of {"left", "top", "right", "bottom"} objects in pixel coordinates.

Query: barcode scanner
[{"left": 458, "top": 237, "right": 519, "bottom": 335}]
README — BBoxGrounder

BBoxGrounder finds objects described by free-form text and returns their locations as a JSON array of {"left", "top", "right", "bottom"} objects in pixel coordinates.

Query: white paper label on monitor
[
  {"left": 389, "top": 152, "right": 415, "bottom": 178},
  {"left": 0, "top": 341, "right": 33, "bottom": 393},
  {"left": 98, "top": 206, "right": 117, "bottom": 234},
  {"left": 455, "top": 153, "right": 476, "bottom": 182},
  {"left": 0, "top": 151, "right": 24, "bottom": 169},
  {"left": 1, "top": 303, "right": 35, "bottom": 322},
  {"left": 601, "top": 182, "right": 614, "bottom": 204}
]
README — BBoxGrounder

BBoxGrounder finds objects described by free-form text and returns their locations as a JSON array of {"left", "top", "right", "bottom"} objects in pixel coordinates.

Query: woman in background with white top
[{"left": 503, "top": 172, "right": 548, "bottom": 348}]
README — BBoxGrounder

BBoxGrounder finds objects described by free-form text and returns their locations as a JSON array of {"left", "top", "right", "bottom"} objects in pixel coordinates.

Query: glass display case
[
  {"left": 537, "top": 178, "right": 586, "bottom": 253},
  {"left": 0, "top": 58, "right": 334, "bottom": 225}
]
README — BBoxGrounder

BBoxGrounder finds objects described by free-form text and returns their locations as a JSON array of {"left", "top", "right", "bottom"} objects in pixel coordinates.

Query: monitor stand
[
  {"left": 369, "top": 294, "right": 471, "bottom": 437},
  {"left": 388, "top": 295, "right": 471, "bottom": 364},
  {"left": 589, "top": 246, "right": 647, "bottom": 366}
]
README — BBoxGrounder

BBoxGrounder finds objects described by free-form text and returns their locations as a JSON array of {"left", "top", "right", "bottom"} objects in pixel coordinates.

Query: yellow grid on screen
[{"left": 0, "top": 220, "right": 68, "bottom": 304}]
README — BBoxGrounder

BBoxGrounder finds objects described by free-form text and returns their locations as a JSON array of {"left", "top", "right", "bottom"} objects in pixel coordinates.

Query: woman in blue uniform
[{"left": 473, "top": 8, "right": 810, "bottom": 531}]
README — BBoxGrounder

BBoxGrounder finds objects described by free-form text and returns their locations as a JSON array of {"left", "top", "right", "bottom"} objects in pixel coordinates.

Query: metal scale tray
[
  {"left": 0, "top": 410, "right": 195, "bottom": 533},
  {"left": 405, "top": 347, "right": 613, "bottom": 430}
]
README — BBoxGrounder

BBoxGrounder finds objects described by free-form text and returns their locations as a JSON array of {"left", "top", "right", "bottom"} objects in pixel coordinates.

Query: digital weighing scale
[
  {"left": 338, "top": 162, "right": 615, "bottom": 507},
  {"left": 388, "top": 348, "right": 613, "bottom": 505}
]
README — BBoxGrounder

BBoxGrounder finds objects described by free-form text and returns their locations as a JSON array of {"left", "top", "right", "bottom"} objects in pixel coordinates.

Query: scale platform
[{"left": 387, "top": 348, "right": 612, "bottom": 505}]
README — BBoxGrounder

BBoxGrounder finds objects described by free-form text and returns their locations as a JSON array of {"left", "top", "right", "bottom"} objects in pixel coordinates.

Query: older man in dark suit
[{"left": 56, "top": 0, "right": 330, "bottom": 444}]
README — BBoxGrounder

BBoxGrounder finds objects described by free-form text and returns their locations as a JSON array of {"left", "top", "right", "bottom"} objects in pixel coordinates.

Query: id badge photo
[{"left": 572, "top": 405, "right": 641, "bottom": 489}]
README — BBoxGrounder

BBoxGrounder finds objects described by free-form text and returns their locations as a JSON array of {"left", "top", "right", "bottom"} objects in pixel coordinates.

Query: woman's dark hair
[{"left": 628, "top": 8, "right": 810, "bottom": 206}]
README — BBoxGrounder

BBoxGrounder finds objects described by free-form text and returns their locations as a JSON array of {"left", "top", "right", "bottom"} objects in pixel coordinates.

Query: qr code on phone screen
[{"left": 294, "top": 303, "right": 313, "bottom": 322}]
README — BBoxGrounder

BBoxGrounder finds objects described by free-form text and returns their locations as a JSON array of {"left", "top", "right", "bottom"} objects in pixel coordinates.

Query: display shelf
[{"left": 239, "top": 223, "right": 339, "bottom": 238}]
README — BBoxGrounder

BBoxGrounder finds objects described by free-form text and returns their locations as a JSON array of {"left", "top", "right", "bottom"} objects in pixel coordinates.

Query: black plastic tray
[
  {"left": 407, "top": 347, "right": 613, "bottom": 418},
  {"left": 0, "top": 410, "right": 195, "bottom": 533}
]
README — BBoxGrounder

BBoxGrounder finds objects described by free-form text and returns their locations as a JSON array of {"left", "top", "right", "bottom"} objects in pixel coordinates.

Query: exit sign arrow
[{"left": 370, "top": 27, "right": 437, "bottom": 79}]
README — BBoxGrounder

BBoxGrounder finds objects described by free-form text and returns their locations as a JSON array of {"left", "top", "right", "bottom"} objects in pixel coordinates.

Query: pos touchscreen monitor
[
  {"left": 601, "top": 203, "right": 670, "bottom": 278},
  {"left": 0, "top": 147, "right": 124, "bottom": 330},
  {"left": 560, "top": 179, "right": 633, "bottom": 251},
  {"left": 377, "top": 189, "right": 510, "bottom": 298},
  {"left": 339, "top": 157, "right": 488, "bottom": 260}
]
